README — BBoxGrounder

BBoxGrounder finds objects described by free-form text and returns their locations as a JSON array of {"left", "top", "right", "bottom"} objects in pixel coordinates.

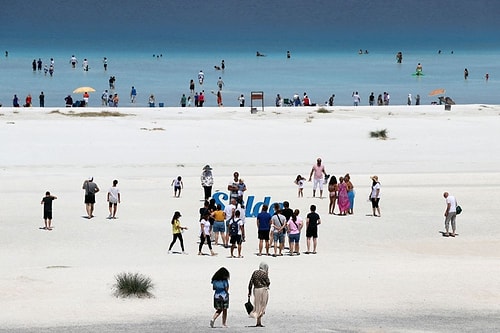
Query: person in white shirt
[
  {"left": 107, "top": 179, "right": 120, "bottom": 219},
  {"left": 443, "top": 192, "right": 458, "bottom": 237},
  {"left": 369, "top": 176, "right": 381, "bottom": 217}
]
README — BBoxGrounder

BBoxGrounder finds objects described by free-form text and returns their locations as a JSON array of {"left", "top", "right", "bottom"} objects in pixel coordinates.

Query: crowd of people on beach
[{"left": 38, "top": 156, "right": 460, "bottom": 328}]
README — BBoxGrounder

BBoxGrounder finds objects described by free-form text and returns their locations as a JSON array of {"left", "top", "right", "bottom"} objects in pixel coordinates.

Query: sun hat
[{"left": 203, "top": 165, "right": 212, "bottom": 170}]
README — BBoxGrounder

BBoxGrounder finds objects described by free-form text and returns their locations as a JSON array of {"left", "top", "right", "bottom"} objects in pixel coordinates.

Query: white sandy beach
[{"left": 1, "top": 104, "right": 499, "bottom": 332}]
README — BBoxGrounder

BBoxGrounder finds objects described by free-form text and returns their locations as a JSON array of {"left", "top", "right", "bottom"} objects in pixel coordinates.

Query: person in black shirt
[{"left": 41, "top": 191, "right": 57, "bottom": 230}]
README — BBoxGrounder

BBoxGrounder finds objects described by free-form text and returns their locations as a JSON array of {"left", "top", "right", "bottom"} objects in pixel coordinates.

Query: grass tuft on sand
[
  {"left": 113, "top": 272, "right": 154, "bottom": 298},
  {"left": 370, "top": 129, "right": 388, "bottom": 140}
]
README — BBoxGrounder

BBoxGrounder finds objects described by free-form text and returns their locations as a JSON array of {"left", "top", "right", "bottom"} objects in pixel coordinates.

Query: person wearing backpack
[{"left": 229, "top": 210, "right": 244, "bottom": 258}]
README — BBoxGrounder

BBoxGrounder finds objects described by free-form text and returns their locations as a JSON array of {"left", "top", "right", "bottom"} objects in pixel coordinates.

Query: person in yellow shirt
[
  {"left": 168, "top": 211, "right": 188, "bottom": 254},
  {"left": 212, "top": 204, "right": 227, "bottom": 247}
]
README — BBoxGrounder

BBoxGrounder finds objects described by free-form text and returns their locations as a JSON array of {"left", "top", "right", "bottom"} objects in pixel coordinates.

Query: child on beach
[
  {"left": 294, "top": 175, "right": 306, "bottom": 197},
  {"left": 237, "top": 178, "right": 246, "bottom": 205},
  {"left": 41, "top": 191, "right": 57, "bottom": 230},
  {"left": 171, "top": 176, "right": 183, "bottom": 197}
]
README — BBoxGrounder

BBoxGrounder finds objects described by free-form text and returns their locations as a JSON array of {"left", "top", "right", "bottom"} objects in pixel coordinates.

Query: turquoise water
[{"left": 1, "top": 0, "right": 499, "bottom": 107}]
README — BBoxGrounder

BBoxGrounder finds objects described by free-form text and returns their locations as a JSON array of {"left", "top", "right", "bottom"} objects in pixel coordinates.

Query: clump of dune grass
[
  {"left": 49, "top": 110, "right": 132, "bottom": 117},
  {"left": 113, "top": 272, "right": 154, "bottom": 298},
  {"left": 370, "top": 129, "right": 388, "bottom": 140},
  {"left": 316, "top": 107, "right": 332, "bottom": 113}
]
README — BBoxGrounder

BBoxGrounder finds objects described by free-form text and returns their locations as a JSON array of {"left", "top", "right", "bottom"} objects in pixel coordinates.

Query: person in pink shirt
[
  {"left": 308, "top": 157, "right": 327, "bottom": 198},
  {"left": 287, "top": 209, "right": 303, "bottom": 255}
]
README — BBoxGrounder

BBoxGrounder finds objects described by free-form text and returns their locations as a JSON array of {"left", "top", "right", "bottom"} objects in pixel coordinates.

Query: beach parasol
[
  {"left": 73, "top": 86, "right": 96, "bottom": 94},
  {"left": 428, "top": 88, "right": 445, "bottom": 96}
]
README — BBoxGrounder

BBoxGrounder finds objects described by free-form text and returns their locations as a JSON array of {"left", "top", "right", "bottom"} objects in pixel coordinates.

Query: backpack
[{"left": 229, "top": 218, "right": 240, "bottom": 236}]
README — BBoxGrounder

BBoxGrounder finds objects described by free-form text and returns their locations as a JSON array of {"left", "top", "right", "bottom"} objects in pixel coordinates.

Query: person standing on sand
[
  {"left": 107, "top": 179, "right": 120, "bottom": 219},
  {"left": 168, "top": 211, "right": 187, "bottom": 254},
  {"left": 337, "top": 176, "right": 349, "bottom": 215},
  {"left": 82, "top": 177, "right": 99, "bottom": 219},
  {"left": 210, "top": 267, "right": 230, "bottom": 328},
  {"left": 201, "top": 165, "right": 214, "bottom": 200},
  {"left": 287, "top": 209, "right": 303, "bottom": 255},
  {"left": 270, "top": 202, "right": 286, "bottom": 256},
  {"left": 229, "top": 210, "right": 244, "bottom": 258},
  {"left": 306, "top": 204, "right": 321, "bottom": 254},
  {"left": 345, "top": 173, "right": 355, "bottom": 214},
  {"left": 443, "top": 192, "right": 458, "bottom": 237},
  {"left": 328, "top": 175, "right": 338, "bottom": 214},
  {"left": 308, "top": 157, "right": 327, "bottom": 198},
  {"left": 369, "top": 175, "right": 381, "bottom": 217},
  {"left": 212, "top": 204, "right": 226, "bottom": 247},
  {"left": 199, "top": 212, "right": 216, "bottom": 256},
  {"left": 256, "top": 204, "right": 271, "bottom": 256},
  {"left": 41, "top": 191, "right": 57, "bottom": 230},
  {"left": 248, "top": 262, "right": 270, "bottom": 327}
]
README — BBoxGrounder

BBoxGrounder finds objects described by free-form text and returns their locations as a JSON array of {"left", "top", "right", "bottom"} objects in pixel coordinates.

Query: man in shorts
[
  {"left": 308, "top": 158, "right": 327, "bottom": 198},
  {"left": 270, "top": 203, "right": 286, "bottom": 256},
  {"left": 306, "top": 204, "right": 321, "bottom": 254},
  {"left": 229, "top": 210, "right": 244, "bottom": 258},
  {"left": 82, "top": 177, "right": 99, "bottom": 219},
  {"left": 41, "top": 191, "right": 57, "bottom": 230},
  {"left": 256, "top": 204, "right": 271, "bottom": 256}
]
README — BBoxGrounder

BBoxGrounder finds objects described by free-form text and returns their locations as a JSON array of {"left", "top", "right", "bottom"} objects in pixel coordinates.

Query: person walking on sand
[
  {"left": 82, "top": 177, "right": 99, "bottom": 219},
  {"left": 171, "top": 176, "right": 183, "bottom": 197},
  {"left": 248, "top": 262, "right": 270, "bottom": 327},
  {"left": 369, "top": 175, "right": 381, "bottom": 217},
  {"left": 107, "top": 179, "right": 120, "bottom": 219},
  {"left": 168, "top": 211, "right": 188, "bottom": 254},
  {"left": 210, "top": 267, "right": 230, "bottom": 328},
  {"left": 309, "top": 158, "right": 327, "bottom": 198},
  {"left": 41, "top": 191, "right": 57, "bottom": 230},
  {"left": 443, "top": 192, "right": 458, "bottom": 237},
  {"left": 306, "top": 204, "right": 321, "bottom": 254},
  {"left": 199, "top": 212, "right": 216, "bottom": 256}
]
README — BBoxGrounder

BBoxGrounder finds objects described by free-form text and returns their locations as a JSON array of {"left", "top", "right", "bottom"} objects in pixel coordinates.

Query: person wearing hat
[
  {"left": 168, "top": 211, "right": 188, "bottom": 254},
  {"left": 201, "top": 165, "right": 214, "bottom": 200},
  {"left": 369, "top": 176, "right": 381, "bottom": 217},
  {"left": 82, "top": 177, "right": 99, "bottom": 219}
]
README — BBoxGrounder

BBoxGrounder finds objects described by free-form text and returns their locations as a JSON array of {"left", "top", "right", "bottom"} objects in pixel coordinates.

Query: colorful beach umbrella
[
  {"left": 73, "top": 86, "right": 96, "bottom": 94},
  {"left": 428, "top": 88, "right": 445, "bottom": 96}
]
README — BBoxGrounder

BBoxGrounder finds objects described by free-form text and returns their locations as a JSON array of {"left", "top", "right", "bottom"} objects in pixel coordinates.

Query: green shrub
[{"left": 113, "top": 272, "right": 154, "bottom": 298}]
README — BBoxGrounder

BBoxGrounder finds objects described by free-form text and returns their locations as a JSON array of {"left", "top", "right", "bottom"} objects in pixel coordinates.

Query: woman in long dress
[
  {"left": 248, "top": 262, "right": 271, "bottom": 327},
  {"left": 337, "top": 176, "right": 350, "bottom": 216}
]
